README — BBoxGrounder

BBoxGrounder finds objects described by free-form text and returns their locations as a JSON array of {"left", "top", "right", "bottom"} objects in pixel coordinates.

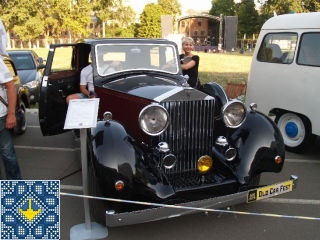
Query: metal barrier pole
[
  {"left": 80, "top": 128, "right": 91, "bottom": 230},
  {"left": 69, "top": 128, "right": 108, "bottom": 239}
]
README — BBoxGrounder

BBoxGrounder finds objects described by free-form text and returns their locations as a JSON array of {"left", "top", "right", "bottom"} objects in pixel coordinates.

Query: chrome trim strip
[
  {"left": 153, "top": 87, "right": 185, "bottom": 102},
  {"left": 106, "top": 190, "right": 248, "bottom": 227}
]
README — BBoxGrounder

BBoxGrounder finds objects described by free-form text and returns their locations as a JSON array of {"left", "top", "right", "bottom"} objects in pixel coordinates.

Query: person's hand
[
  {"left": 6, "top": 113, "right": 16, "bottom": 129},
  {"left": 88, "top": 91, "right": 95, "bottom": 98},
  {"left": 181, "top": 56, "right": 192, "bottom": 63}
]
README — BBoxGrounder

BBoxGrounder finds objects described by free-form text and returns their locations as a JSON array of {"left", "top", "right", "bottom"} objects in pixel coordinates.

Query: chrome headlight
[
  {"left": 139, "top": 104, "right": 169, "bottom": 136},
  {"left": 222, "top": 100, "right": 247, "bottom": 128},
  {"left": 25, "top": 80, "right": 39, "bottom": 89}
]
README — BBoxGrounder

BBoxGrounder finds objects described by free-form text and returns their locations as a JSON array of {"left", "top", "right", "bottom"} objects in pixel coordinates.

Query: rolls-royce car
[{"left": 39, "top": 38, "right": 298, "bottom": 227}]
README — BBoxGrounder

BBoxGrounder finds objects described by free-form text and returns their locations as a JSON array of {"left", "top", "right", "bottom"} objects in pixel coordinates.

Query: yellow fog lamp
[{"left": 197, "top": 155, "right": 213, "bottom": 173}]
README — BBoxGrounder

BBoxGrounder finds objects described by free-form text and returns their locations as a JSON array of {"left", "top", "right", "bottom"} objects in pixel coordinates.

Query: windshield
[
  {"left": 9, "top": 53, "right": 36, "bottom": 70},
  {"left": 95, "top": 43, "right": 179, "bottom": 76}
]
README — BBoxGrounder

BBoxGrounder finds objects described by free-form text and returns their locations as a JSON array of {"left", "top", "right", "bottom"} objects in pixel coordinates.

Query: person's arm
[
  {"left": 4, "top": 80, "right": 17, "bottom": 129},
  {"left": 181, "top": 55, "right": 199, "bottom": 70},
  {"left": 181, "top": 59, "right": 196, "bottom": 70},
  {"left": 79, "top": 65, "right": 93, "bottom": 97},
  {"left": 79, "top": 85, "right": 90, "bottom": 97}
]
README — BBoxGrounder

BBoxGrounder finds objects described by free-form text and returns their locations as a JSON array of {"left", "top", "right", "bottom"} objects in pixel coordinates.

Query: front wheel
[
  {"left": 14, "top": 101, "right": 27, "bottom": 135},
  {"left": 87, "top": 143, "right": 108, "bottom": 225},
  {"left": 275, "top": 112, "right": 313, "bottom": 153}
]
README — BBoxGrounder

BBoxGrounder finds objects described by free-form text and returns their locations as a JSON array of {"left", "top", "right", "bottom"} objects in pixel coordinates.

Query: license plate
[{"left": 247, "top": 180, "right": 293, "bottom": 203}]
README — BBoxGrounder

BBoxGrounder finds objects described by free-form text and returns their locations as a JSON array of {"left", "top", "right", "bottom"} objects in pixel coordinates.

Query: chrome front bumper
[{"left": 105, "top": 175, "right": 298, "bottom": 227}]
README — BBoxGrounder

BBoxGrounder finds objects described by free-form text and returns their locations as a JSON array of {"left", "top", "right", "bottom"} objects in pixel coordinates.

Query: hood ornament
[{"left": 181, "top": 75, "right": 190, "bottom": 87}]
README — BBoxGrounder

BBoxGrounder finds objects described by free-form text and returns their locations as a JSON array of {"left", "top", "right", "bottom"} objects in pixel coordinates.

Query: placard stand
[{"left": 64, "top": 99, "right": 108, "bottom": 240}]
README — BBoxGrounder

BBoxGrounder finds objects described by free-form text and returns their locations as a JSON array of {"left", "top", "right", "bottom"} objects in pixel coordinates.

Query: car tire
[
  {"left": 14, "top": 101, "right": 27, "bottom": 135},
  {"left": 275, "top": 112, "right": 313, "bottom": 153}
]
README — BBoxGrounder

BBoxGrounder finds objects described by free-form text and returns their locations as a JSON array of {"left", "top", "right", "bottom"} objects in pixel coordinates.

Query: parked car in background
[
  {"left": 8, "top": 50, "right": 45, "bottom": 104},
  {"left": 1, "top": 54, "right": 30, "bottom": 135},
  {"left": 246, "top": 12, "right": 320, "bottom": 153},
  {"left": 39, "top": 38, "right": 297, "bottom": 227}
]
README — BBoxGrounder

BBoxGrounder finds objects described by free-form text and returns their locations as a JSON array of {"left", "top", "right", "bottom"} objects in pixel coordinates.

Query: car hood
[
  {"left": 17, "top": 69, "right": 39, "bottom": 84},
  {"left": 103, "top": 74, "right": 212, "bottom": 102}
]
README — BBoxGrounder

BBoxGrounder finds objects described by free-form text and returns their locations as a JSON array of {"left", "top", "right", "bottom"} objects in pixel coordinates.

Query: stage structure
[{"left": 177, "top": 14, "right": 238, "bottom": 52}]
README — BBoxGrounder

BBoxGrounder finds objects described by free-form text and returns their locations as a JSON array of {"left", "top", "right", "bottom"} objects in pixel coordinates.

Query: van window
[
  {"left": 257, "top": 33, "right": 298, "bottom": 64},
  {"left": 297, "top": 33, "right": 320, "bottom": 67}
]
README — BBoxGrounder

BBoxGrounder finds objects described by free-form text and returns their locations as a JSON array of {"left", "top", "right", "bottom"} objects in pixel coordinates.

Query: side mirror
[{"left": 37, "top": 57, "right": 46, "bottom": 69}]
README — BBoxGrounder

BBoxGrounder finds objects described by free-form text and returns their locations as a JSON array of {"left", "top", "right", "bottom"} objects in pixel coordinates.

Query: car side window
[
  {"left": 51, "top": 46, "right": 74, "bottom": 72},
  {"left": 11, "top": 54, "right": 35, "bottom": 70},
  {"left": 257, "top": 33, "right": 298, "bottom": 64},
  {"left": 297, "top": 32, "right": 320, "bottom": 67}
]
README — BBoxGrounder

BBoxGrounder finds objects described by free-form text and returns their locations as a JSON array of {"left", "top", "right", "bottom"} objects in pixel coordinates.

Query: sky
[{"left": 125, "top": 0, "right": 212, "bottom": 15}]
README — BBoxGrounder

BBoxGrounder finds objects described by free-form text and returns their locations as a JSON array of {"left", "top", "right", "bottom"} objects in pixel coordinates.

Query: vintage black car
[{"left": 39, "top": 38, "right": 297, "bottom": 227}]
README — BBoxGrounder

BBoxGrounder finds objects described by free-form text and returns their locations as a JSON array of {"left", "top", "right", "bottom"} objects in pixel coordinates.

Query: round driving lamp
[
  {"left": 139, "top": 104, "right": 169, "bottom": 136},
  {"left": 162, "top": 154, "right": 177, "bottom": 169},
  {"left": 197, "top": 155, "right": 213, "bottom": 173},
  {"left": 222, "top": 100, "right": 247, "bottom": 128}
]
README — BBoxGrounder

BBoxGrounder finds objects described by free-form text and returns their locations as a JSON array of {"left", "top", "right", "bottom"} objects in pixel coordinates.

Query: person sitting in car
[{"left": 66, "top": 63, "right": 95, "bottom": 104}]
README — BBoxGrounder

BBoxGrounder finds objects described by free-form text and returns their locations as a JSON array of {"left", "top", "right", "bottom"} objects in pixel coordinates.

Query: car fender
[
  {"left": 90, "top": 120, "right": 136, "bottom": 179},
  {"left": 90, "top": 119, "right": 175, "bottom": 199},
  {"left": 230, "top": 110, "right": 285, "bottom": 184},
  {"left": 201, "top": 82, "right": 228, "bottom": 107}
]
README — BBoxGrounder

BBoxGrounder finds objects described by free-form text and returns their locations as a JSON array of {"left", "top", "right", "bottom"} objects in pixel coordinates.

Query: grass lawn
[
  {"left": 196, "top": 51, "right": 253, "bottom": 88},
  {"left": 32, "top": 48, "right": 253, "bottom": 88}
]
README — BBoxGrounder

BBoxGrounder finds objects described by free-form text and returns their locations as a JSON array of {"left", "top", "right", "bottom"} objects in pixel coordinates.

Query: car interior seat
[{"left": 267, "top": 44, "right": 283, "bottom": 63}]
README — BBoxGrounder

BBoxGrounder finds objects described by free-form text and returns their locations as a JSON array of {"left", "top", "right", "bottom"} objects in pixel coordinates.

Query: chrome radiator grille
[{"left": 160, "top": 100, "right": 215, "bottom": 174}]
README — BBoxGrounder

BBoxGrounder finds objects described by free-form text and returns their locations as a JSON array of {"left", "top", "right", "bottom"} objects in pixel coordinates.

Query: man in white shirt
[
  {"left": 0, "top": 19, "right": 22, "bottom": 179},
  {"left": 66, "top": 64, "right": 94, "bottom": 104},
  {"left": 0, "top": 58, "right": 22, "bottom": 180}
]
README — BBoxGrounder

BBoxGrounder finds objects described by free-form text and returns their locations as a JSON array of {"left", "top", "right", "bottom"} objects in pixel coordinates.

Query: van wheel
[{"left": 275, "top": 112, "right": 313, "bottom": 153}]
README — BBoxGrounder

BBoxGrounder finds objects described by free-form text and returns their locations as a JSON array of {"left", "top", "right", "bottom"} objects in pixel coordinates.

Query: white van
[{"left": 246, "top": 12, "right": 320, "bottom": 153}]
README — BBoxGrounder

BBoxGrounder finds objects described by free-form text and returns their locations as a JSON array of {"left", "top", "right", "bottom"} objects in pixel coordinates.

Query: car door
[{"left": 39, "top": 43, "right": 91, "bottom": 136}]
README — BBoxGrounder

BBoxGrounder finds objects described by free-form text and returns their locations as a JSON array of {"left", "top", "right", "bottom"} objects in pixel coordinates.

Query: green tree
[
  {"left": 260, "top": 0, "right": 305, "bottom": 18},
  {"left": 106, "top": 0, "right": 136, "bottom": 37},
  {"left": 39, "top": 0, "right": 66, "bottom": 40},
  {"left": 66, "top": 0, "right": 92, "bottom": 39},
  {"left": 92, "top": 0, "right": 113, "bottom": 37},
  {"left": 138, "top": 3, "right": 165, "bottom": 38},
  {"left": 303, "top": 0, "right": 320, "bottom": 11},
  {"left": 158, "top": 0, "right": 181, "bottom": 15},
  {"left": 236, "top": 0, "right": 260, "bottom": 38},
  {"left": 93, "top": 0, "right": 135, "bottom": 38},
  {"left": 0, "top": 0, "right": 45, "bottom": 45},
  {"left": 158, "top": 0, "right": 181, "bottom": 25},
  {"left": 1, "top": 0, "right": 91, "bottom": 45},
  {"left": 209, "top": 0, "right": 236, "bottom": 16}
]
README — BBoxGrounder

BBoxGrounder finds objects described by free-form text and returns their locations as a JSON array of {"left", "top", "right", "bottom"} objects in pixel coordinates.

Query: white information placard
[{"left": 64, "top": 98, "right": 100, "bottom": 129}]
